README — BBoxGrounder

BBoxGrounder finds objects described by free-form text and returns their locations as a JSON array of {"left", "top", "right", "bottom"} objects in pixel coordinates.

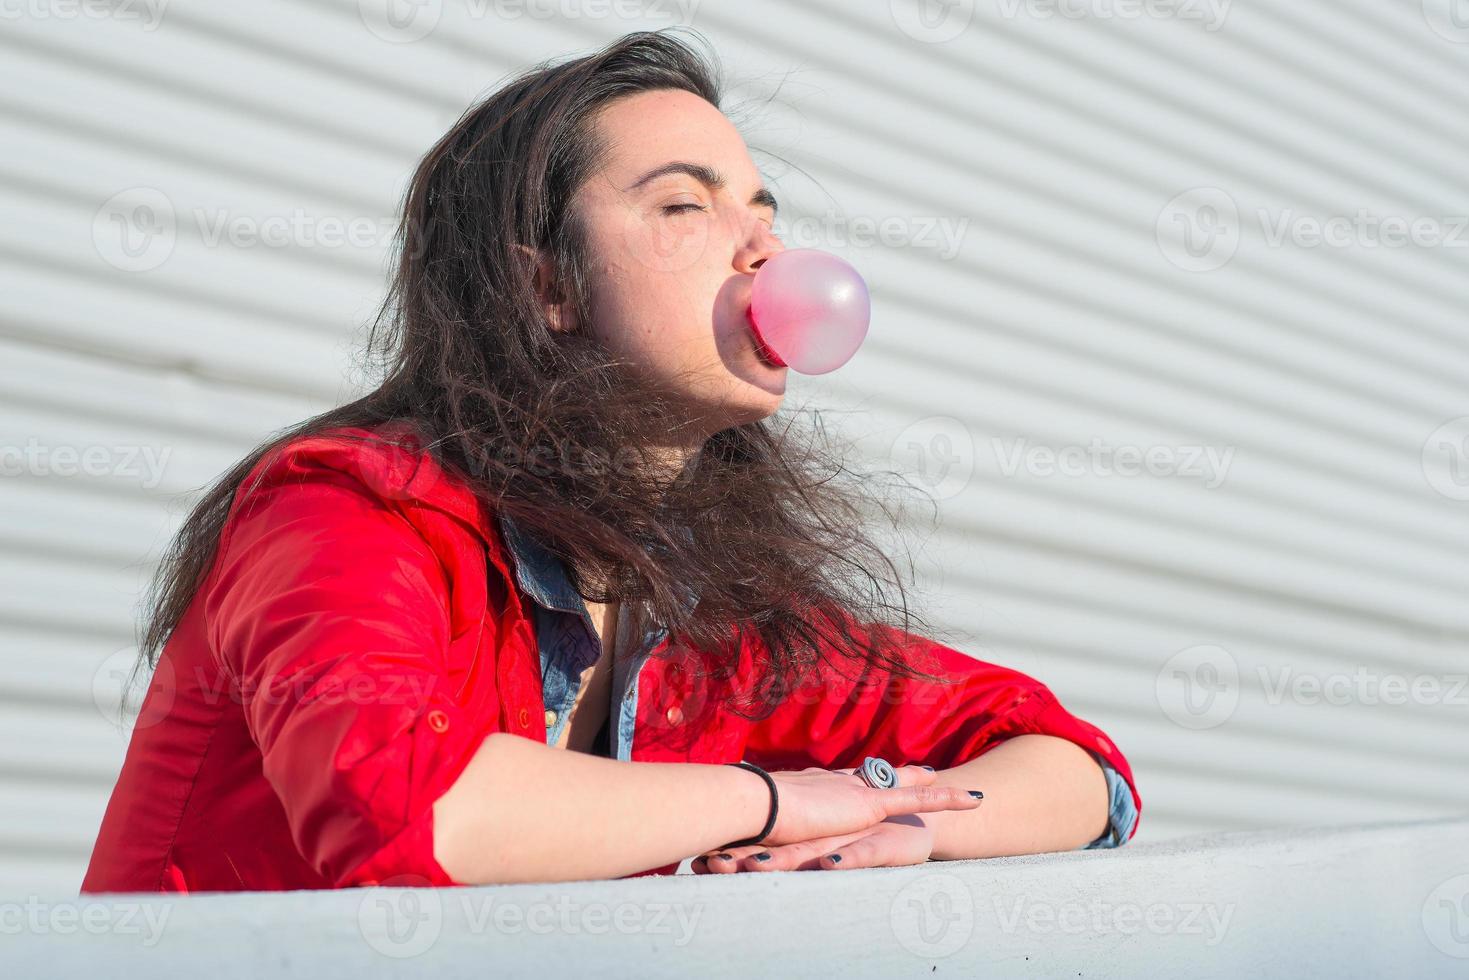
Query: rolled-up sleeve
[
  {"left": 1080, "top": 752, "right": 1140, "bottom": 849},
  {"left": 203, "top": 458, "right": 492, "bottom": 887},
  {"left": 741, "top": 618, "right": 1141, "bottom": 847}
]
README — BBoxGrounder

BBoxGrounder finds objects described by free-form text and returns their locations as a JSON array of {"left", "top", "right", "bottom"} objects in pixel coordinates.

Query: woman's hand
[
  {"left": 693, "top": 813, "right": 939, "bottom": 873},
  {"left": 695, "top": 764, "right": 982, "bottom": 872}
]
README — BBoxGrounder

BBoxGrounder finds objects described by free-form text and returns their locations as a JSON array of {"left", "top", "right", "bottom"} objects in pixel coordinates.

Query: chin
[{"left": 728, "top": 389, "right": 785, "bottom": 427}]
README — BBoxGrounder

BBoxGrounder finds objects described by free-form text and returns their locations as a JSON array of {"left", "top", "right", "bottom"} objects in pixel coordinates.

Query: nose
[{"left": 733, "top": 216, "right": 784, "bottom": 275}]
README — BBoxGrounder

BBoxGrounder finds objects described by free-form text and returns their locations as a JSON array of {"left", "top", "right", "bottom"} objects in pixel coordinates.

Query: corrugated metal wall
[{"left": 2, "top": 0, "right": 1465, "bottom": 896}]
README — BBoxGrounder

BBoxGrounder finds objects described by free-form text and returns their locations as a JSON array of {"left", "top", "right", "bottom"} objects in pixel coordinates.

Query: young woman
[{"left": 81, "top": 29, "right": 1139, "bottom": 892}]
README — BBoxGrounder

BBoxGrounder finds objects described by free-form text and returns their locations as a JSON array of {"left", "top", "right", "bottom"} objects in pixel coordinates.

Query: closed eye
[{"left": 662, "top": 203, "right": 708, "bottom": 214}]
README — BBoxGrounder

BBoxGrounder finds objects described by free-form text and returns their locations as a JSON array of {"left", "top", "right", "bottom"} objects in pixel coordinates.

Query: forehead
[{"left": 588, "top": 88, "right": 756, "bottom": 182}]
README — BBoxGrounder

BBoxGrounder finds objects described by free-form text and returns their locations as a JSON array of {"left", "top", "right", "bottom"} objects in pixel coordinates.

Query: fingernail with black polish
[
  {"left": 968, "top": 790, "right": 984, "bottom": 799},
  {"left": 753, "top": 852, "right": 771, "bottom": 862},
  {"left": 827, "top": 854, "right": 842, "bottom": 864},
  {"left": 920, "top": 765, "right": 936, "bottom": 772},
  {"left": 716, "top": 852, "right": 733, "bottom": 860}
]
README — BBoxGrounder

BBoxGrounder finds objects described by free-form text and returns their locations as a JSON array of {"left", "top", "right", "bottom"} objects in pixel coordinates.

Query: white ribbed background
[{"left": 1, "top": 0, "right": 1465, "bottom": 897}]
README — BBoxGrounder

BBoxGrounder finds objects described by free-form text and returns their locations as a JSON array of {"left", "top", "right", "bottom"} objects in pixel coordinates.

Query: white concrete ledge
[{"left": 13, "top": 815, "right": 1469, "bottom": 978}]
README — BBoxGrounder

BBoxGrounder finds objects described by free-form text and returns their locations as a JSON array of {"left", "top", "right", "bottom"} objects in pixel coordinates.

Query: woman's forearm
[
  {"left": 924, "top": 734, "right": 1110, "bottom": 859},
  {"left": 432, "top": 732, "right": 771, "bottom": 884}
]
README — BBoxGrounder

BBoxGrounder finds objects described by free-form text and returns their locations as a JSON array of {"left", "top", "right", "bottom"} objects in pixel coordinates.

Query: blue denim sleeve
[{"left": 1079, "top": 750, "right": 1139, "bottom": 849}]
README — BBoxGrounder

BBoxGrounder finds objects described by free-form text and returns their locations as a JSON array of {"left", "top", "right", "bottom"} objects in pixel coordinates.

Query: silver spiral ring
[{"left": 857, "top": 756, "right": 898, "bottom": 789}]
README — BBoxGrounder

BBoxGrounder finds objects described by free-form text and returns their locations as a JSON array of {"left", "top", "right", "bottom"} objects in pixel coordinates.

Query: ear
[{"left": 511, "top": 242, "right": 577, "bottom": 334}]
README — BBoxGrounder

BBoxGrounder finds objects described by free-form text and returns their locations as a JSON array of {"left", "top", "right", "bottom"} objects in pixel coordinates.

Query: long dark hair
[{"left": 124, "top": 28, "right": 956, "bottom": 726}]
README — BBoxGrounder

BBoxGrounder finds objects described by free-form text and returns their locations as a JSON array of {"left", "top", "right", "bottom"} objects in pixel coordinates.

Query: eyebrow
[{"left": 626, "top": 161, "right": 779, "bottom": 218}]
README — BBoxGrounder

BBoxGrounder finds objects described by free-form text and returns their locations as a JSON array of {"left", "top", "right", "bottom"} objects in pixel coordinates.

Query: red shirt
[{"left": 80, "top": 425, "right": 1141, "bottom": 892}]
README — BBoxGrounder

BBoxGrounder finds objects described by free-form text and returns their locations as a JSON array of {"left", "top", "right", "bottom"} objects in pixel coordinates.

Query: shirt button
[
  {"left": 518, "top": 707, "right": 530, "bottom": 727},
  {"left": 426, "top": 709, "right": 450, "bottom": 733},
  {"left": 545, "top": 709, "right": 558, "bottom": 726},
  {"left": 665, "top": 705, "right": 683, "bottom": 725}
]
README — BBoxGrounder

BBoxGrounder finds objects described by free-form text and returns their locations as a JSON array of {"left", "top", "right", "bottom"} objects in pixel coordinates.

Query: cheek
[{"left": 583, "top": 216, "right": 727, "bottom": 374}]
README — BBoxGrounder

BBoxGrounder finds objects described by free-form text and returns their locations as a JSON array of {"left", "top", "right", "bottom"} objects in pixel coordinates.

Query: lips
[{"left": 746, "top": 306, "right": 786, "bottom": 369}]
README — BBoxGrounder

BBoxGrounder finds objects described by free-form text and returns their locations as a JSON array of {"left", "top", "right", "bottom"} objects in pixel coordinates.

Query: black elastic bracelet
[{"left": 721, "top": 760, "right": 778, "bottom": 849}]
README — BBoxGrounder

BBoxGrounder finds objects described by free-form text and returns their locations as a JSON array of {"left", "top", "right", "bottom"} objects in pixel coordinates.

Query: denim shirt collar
[{"left": 496, "top": 512, "right": 698, "bottom": 619}]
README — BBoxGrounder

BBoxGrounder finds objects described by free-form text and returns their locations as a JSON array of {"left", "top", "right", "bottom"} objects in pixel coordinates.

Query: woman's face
[{"left": 568, "top": 88, "right": 788, "bottom": 434}]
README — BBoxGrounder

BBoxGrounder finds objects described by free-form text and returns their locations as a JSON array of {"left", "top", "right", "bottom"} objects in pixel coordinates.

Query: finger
[
  {"left": 734, "top": 830, "right": 873, "bottom": 873},
  {"left": 699, "top": 846, "right": 767, "bottom": 874},
  {"left": 895, "top": 764, "right": 939, "bottom": 788},
  {"left": 878, "top": 783, "right": 984, "bottom": 817},
  {"left": 839, "top": 763, "right": 940, "bottom": 789},
  {"left": 815, "top": 833, "right": 886, "bottom": 871},
  {"left": 816, "top": 823, "right": 935, "bottom": 871}
]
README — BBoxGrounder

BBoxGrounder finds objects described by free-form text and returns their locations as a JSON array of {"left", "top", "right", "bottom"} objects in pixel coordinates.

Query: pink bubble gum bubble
[{"left": 747, "top": 248, "right": 870, "bottom": 375}]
